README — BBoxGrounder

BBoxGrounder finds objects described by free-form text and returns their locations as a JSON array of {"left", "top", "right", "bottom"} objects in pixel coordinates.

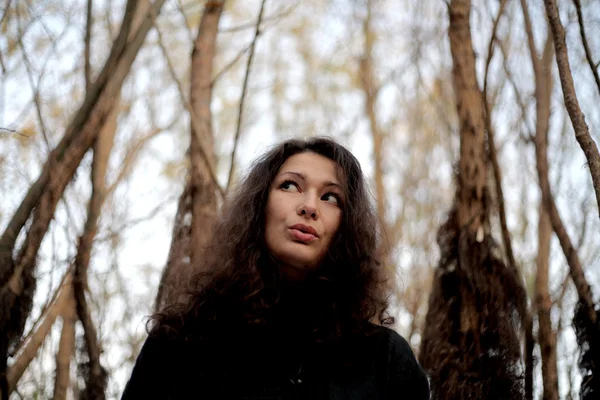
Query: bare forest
[{"left": 0, "top": 0, "right": 599, "bottom": 399}]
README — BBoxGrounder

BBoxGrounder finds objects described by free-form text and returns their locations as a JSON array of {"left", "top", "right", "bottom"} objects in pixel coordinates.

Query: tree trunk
[
  {"left": 536, "top": 208, "right": 559, "bottom": 400},
  {"left": 155, "top": 1, "right": 224, "bottom": 309},
  {"left": 419, "top": 1, "right": 527, "bottom": 398},
  {"left": 53, "top": 295, "right": 76, "bottom": 400}
]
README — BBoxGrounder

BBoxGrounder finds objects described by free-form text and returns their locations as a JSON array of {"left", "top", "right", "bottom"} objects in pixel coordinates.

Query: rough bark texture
[
  {"left": 544, "top": 0, "right": 600, "bottom": 218},
  {"left": 155, "top": 1, "right": 223, "bottom": 310},
  {"left": 155, "top": 181, "right": 193, "bottom": 311},
  {"left": 0, "top": 1, "right": 166, "bottom": 398},
  {"left": 523, "top": 1, "right": 599, "bottom": 398},
  {"left": 419, "top": 1, "right": 527, "bottom": 398}
]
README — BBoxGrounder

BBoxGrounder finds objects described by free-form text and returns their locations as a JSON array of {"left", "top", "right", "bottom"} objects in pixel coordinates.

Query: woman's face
[{"left": 265, "top": 152, "right": 343, "bottom": 280}]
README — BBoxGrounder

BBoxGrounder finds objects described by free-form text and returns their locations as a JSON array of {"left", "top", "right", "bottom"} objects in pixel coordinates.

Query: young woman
[{"left": 122, "top": 137, "right": 429, "bottom": 399}]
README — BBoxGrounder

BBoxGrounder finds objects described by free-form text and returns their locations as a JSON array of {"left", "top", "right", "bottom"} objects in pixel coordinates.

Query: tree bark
[
  {"left": 419, "top": 1, "right": 526, "bottom": 398},
  {"left": 155, "top": 1, "right": 224, "bottom": 309},
  {"left": 544, "top": 0, "right": 600, "bottom": 219},
  {"left": 53, "top": 295, "right": 76, "bottom": 400},
  {"left": 189, "top": 1, "right": 222, "bottom": 268},
  {"left": 450, "top": 1, "right": 487, "bottom": 236}
]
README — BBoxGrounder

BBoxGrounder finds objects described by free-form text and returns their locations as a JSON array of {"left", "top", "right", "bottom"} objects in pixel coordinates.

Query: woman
[{"left": 122, "top": 137, "right": 429, "bottom": 399}]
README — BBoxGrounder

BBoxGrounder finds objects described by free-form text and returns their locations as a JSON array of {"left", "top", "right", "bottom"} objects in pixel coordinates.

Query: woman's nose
[{"left": 298, "top": 194, "right": 318, "bottom": 219}]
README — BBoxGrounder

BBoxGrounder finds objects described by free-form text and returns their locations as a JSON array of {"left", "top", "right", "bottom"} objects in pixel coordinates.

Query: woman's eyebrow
[{"left": 279, "top": 171, "right": 342, "bottom": 190}]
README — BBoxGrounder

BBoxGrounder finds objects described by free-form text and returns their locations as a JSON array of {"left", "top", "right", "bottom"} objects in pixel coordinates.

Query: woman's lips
[{"left": 289, "top": 228, "right": 317, "bottom": 242}]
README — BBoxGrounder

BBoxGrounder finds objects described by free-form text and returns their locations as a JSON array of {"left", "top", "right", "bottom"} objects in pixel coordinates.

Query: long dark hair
[{"left": 149, "top": 137, "right": 393, "bottom": 343}]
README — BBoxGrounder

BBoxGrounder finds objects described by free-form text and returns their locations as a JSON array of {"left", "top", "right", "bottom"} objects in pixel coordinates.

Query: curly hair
[{"left": 149, "top": 137, "right": 393, "bottom": 344}]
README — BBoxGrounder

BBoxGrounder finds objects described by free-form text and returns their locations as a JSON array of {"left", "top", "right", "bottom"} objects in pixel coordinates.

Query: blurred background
[{"left": 0, "top": 0, "right": 599, "bottom": 398}]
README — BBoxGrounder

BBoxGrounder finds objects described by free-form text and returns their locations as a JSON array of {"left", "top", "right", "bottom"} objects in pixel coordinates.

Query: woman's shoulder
[
  {"left": 368, "top": 324, "right": 430, "bottom": 398},
  {"left": 369, "top": 324, "right": 414, "bottom": 353}
]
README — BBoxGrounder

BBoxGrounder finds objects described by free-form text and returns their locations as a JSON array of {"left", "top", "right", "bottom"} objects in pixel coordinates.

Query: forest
[{"left": 0, "top": 0, "right": 599, "bottom": 399}]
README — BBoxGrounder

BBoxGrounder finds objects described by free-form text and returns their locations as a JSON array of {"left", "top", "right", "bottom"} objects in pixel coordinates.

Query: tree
[
  {"left": 419, "top": 1, "right": 527, "bottom": 398},
  {"left": 0, "top": 1, "right": 167, "bottom": 398}
]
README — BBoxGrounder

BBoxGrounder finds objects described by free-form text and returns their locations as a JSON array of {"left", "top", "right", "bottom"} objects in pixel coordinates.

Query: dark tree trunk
[{"left": 419, "top": 1, "right": 527, "bottom": 398}]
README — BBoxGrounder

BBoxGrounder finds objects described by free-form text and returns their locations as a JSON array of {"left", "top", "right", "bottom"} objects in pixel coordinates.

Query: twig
[
  {"left": 210, "top": 10, "right": 281, "bottom": 87},
  {"left": 85, "top": 0, "right": 93, "bottom": 92},
  {"left": 497, "top": 38, "right": 534, "bottom": 142},
  {"left": 572, "top": 0, "right": 600, "bottom": 97},
  {"left": 226, "top": 0, "right": 267, "bottom": 193},
  {"left": 219, "top": 2, "right": 298, "bottom": 33},
  {"left": 0, "top": 127, "right": 29, "bottom": 137},
  {"left": 15, "top": 6, "right": 51, "bottom": 151}
]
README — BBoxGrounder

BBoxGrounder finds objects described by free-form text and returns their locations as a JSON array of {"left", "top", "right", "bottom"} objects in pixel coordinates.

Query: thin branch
[
  {"left": 9, "top": 267, "right": 73, "bottom": 357},
  {"left": 15, "top": 7, "right": 51, "bottom": 152},
  {"left": 0, "top": 127, "right": 29, "bottom": 137},
  {"left": 497, "top": 34, "right": 535, "bottom": 142},
  {"left": 226, "top": 0, "right": 267, "bottom": 193},
  {"left": 573, "top": 0, "right": 600, "bottom": 97},
  {"left": 210, "top": 13, "right": 281, "bottom": 87},
  {"left": 483, "top": 0, "right": 516, "bottom": 271},
  {"left": 219, "top": 2, "right": 298, "bottom": 33},
  {"left": 153, "top": 20, "right": 225, "bottom": 198},
  {"left": 85, "top": 0, "right": 93, "bottom": 92},
  {"left": 6, "top": 273, "right": 72, "bottom": 392}
]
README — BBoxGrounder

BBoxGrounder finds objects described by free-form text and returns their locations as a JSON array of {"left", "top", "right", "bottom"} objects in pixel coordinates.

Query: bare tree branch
[
  {"left": 226, "top": 0, "right": 267, "bottom": 193},
  {"left": 572, "top": 0, "right": 600, "bottom": 97},
  {"left": 6, "top": 273, "right": 72, "bottom": 392},
  {"left": 544, "top": 0, "right": 600, "bottom": 219},
  {"left": 15, "top": 8, "right": 51, "bottom": 151},
  {"left": 85, "top": 0, "right": 93, "bottom": 92}
]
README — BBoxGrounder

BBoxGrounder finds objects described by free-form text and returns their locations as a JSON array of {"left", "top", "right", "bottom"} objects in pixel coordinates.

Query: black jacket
[{"left": 122, "top": 324, "right": 429, "bottom": 399}]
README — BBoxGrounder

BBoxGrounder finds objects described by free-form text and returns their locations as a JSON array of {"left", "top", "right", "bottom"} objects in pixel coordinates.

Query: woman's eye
[
  {"left": 322, "top": 193, "right": 340, "bottom": 205},
  {"left": 280, "top": 180, "right": 299, "bottom": 192}
]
